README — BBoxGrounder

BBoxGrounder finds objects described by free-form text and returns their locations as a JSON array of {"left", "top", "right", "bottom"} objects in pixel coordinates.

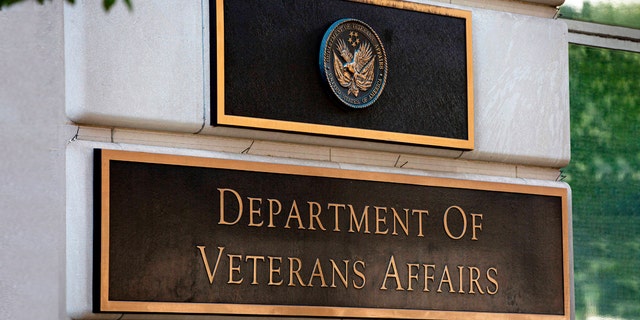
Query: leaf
[
  {"left": 103, "top": 0, "right": 115, "bottom": 11},
  {"left": 102, "top": 0, "right": 132, "bottom": 12}
]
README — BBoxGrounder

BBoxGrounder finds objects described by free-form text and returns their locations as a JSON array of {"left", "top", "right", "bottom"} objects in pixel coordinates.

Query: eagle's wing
[
  {"left": 354, "top": 41, "right": 373, "bottom": 73},
  {"left": 336, "top": 39, "right": 353, "bottom": 63},
  {"left": 333, "top": 52, "right": 351, "bottom": 88},
  {"left": 354, "top": 42, "right": 374, "bottom": 91}
]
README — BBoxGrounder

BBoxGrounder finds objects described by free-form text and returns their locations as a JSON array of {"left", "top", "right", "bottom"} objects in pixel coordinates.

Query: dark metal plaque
[
  {"left": 95, "top": 149, "right": 570, "bottom": 319},
  {"left": 212, "top": 0, "right": 474, "bottom": 149}
]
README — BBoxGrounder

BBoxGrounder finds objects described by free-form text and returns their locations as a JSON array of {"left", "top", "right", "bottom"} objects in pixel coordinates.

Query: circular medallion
[{"left": 319, "top": 19, "right": 388, "bottom": 109}]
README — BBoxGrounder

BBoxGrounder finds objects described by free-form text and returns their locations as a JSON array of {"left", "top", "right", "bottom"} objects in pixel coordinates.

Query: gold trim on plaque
[
  {"left": 214, "top": 0, "right": 474, "bottom": 150},
  {"left": 98, "top": 149, "right": 569, "bottom": 319}
]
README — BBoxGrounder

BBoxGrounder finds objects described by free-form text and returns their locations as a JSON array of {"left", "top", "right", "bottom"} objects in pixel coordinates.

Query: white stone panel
[
  {"left": 461, "top": 9, "right": 570, "bottom": 167},
  {"left": 64, "top": 1, "right": 570, "bottom": 168},
  {"left": 64, "top": 1, "right": 205, "bottom": 132},
  {"left": 0, "top": 2, "right": 68, "bottom": 320}
]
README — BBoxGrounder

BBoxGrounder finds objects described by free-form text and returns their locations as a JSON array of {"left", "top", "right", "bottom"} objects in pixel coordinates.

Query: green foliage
[
  {"left": 102, "top": 0, "right": 131, "bottom": 11},
  {"left": 563, "top": 31, "right": 640, "bottom": 320},
  {"left": 561, "top": 2, "right": 640, "bottom": 319},
  {"left": 0, "top": 0, "right": 132, "bottom": 11},
  {"left": 560, "top": 1, "right": 640, "bottom": 29}
]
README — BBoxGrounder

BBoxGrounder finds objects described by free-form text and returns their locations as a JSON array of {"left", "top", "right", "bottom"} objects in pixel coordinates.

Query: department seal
[{"left": 320, "top": 19, "right": 388, "bottom": 109}]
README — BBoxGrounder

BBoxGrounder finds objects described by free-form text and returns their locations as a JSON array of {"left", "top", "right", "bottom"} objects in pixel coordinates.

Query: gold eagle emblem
[{"left": 333, "top": 37, "right": 375, "bottom": 97}]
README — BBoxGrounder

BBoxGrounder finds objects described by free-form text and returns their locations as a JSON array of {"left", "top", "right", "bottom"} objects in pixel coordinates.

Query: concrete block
[{"left": 64, "top": 1, "right": 205, "bottom": 132}]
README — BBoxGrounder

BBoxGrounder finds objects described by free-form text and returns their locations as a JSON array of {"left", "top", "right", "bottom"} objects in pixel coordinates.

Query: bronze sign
[{"left": 96, "top": 149, "right": 570, "bottom": 319}]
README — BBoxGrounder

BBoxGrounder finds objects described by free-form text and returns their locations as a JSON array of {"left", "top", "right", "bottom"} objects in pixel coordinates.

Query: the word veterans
[{"left": 196, "top": 246, "right": 499, "bottom": 296}]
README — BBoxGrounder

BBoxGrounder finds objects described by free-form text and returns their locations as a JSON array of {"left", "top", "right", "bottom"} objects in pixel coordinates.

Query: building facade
[{"left": 1, "top": 0, "right": 573, "bottom": 319}]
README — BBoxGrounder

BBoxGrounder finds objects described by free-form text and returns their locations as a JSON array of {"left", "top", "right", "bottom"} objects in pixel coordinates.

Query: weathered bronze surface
[{"left": 96, "top": 149, "right": 570, "bottom": 319}]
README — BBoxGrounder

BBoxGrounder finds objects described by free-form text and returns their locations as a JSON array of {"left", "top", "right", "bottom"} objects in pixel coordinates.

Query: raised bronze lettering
[
  {"left": 470, "top": 213, "right": 483, "bottom": 241},
  {"left": 437, "top": 265, "right": 455, "bottom": 293},
  {"left": 487, "top": 267, "right": 499, "bottom": 295},
  {"left": 380, "top": 255, "right": 404, "bottom": 291},
  {"left": 423, "top": 264, "right": 436, "bottom": 292},
  {"left": 245, "top": 255, "right": 265, "bottom": 285},
  {"left": 288, "top": 257, "right": 307, "bottom": 287},
  {"left": 327, "top": 203, "right": 345, "bottom": 232},
  {"left": 218, "top": 188, "right": 242, "bottom": 225},
  {"left": 268, "top": 256, "right": 283, "bottom": 286},
  {"left": 407, "top": 263, "right": 420, "bottom": 291},
  {"left": 284, "top": 201, "right": 305, "bottom": 230},
  {"left": 348, "top": 204, "right": 371, "bottom": 234},
  {"left": 308, "top": 258, "right": 328, "bottom": 288},
  {"left": 308, "top": 201, "right": 326, "bottom": 231},
  {"left": 227, "top": 254, "right": 243, "bottom": 284},
  {"left": 412, "top": 209, "right": 430, "bottom": 237},
  {"left": 374, "top": 206, "right": 388, "bottom": 235},
  {"left": 443, "top": 205, "right": 467, "bottom": 240},
  {"left": 247, "top": 197, "right": 263, "bottom": 227},
  {"left": 352, "top": 260, "right": 366, "bottom": 290},
  {"left": 196, "top": 246, "right": 225, "bottom": 284},
  {"left": 391, "top": 208, "right": 409, "bottom": 236},
  {"left": 267, "top": 198, "right": 281, "bottom": 228},
  {"left": 330, "top": 259, "right": 349, "bottom": 288},
  {"left": 457, "top": 265, "right": 465, "bottom": 293},
  {"left": 468, "top": 266, "right": 485, "bottom": 294}
]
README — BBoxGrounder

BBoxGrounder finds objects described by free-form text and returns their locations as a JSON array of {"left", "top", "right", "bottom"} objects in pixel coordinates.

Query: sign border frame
[
  {"left": 212, "top": 0, "right": 475, "bottom": 150},
  {"left": 95, "top": 149, "right": 570, "bottom": 319}
]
